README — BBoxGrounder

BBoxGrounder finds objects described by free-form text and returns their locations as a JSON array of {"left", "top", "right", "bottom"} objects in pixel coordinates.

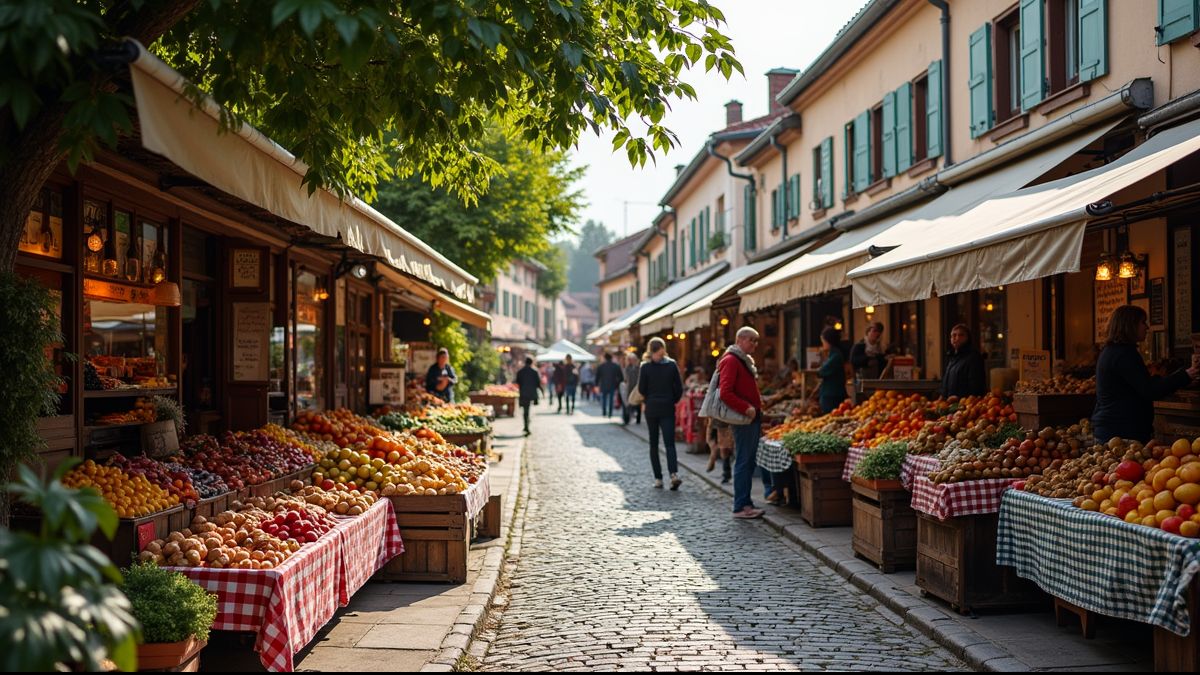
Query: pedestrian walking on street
[
  {"left": 620, "top": 352, "right": 642, "bottom": 426},
  {"left": 720, "top": 326, "right": 770, "bottom": 519},
  {"left": 595, "top": 352, "right": 624, "bottom": 418},
  {"left": 515, "top": 357, "right": 543, "bottom": 436},
  {"left": 638, "top": 337, "right": 683, "bottom": 490},
  {"left": 553, "top": 361, "right": 567, "bottom": 412},
  {"left": 579, "top": 361, "right": 595, "bottom": 402},
  {"left": 563, "top": 355, "right": 578, "bottom": 414}
]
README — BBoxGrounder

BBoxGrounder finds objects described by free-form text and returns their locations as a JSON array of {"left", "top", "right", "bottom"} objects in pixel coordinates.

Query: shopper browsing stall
[
  {"left": 595, "top": 352, "right": 624, "bottom": 418},
  {"left": 425, "top": 348, "right": 458, "bottom": 402},
  {"left": 941, "top": 324, "right": 987, "bottom": 399},
  {"left": 1092, "top": 304, "right": 1200, "bottom": 443}
]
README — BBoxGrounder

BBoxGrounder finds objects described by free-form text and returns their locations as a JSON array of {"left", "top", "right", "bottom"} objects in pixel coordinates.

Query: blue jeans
[
  {"left": 645, "top": 414, "right": 678, "bottom": 480},
  {"left": 732, "top": 420, "right": 762, "bottom": 512},
  {"left": 600, "top": 389, "right": 616, "bottom": 416}
]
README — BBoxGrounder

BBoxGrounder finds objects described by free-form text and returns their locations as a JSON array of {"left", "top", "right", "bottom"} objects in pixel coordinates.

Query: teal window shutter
[
  {"left": 926, "top": 60, "right": 943, "bottom": 158},
  {"left": 671, "top": 237, "right": 677, "bottom": 278},
  {"left": 882, "top": 90, "right": 897, "bottom": 179},
  {"left": 1158, "top": 0, "right": 1198, "bottom": 44},
  {"left": 689, "top": 217, "right": 696, "bottom": 266},
  {"left": 1079, "top": 0, "right": 1108, "bottom": 81},
  {"left": 853, "top": 110, "right": 871, "bottom": 192},
  {"left": 788, "top": 174, "right": 800, "bottom": 218},
  {"left": 743, "top": 184, "right": 756, "bottom": 252},
  {"left": 1020, "top": 0, "right": 1046, "bottom": 111},
  {"left": 895, "top": 82, "right": 913, "bottom": 172},
  {"left": 968, "top": 24, "right": 993, "bottom": 138},
  {"left": 821, "top": 137, "right": 834, "bottom": 207},
  {"left": 842, "top": 124, "right": 852, "bottom": 198},
  {"left": 703, "top": 206, "right": 711, "bottom": 259}
]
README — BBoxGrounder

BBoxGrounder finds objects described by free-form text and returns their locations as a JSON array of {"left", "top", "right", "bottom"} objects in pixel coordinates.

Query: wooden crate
[
  {"left": 915, "top": 512, "right": 1045, "bottom": 614},
  {"left": 1154, "top": 576, "right": 1199, "bottom": 672},
  {"left": 851, "top": 478, "right": 916, "bottom": 573},
  {"left": 1012, "top": 393, "right": 1095, "bottom": 431},
  {"left": 441, "top": 431, "right": 488, "bottom": 454},
  {"left": 375, "top": 493, "right": 471, "bottom": 583},
  {"left": 795, "top": 454, "right": 852, "bottom": 528},
  {"left": 15, "top": 505, "right": 185, "bottom": 568},
  {"left": 476, "top": 494, "right": 503, "bottom": 539},
  {"left": 469, "top": 393, "right": 516, "bottom": 418}
]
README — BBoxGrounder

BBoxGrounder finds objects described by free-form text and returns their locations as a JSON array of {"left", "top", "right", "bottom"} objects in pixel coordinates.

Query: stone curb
[
  {"left": 619, "top": 422, "right": 1012, "bottom": 673},
  {"left": 420, "top": 432, "right": 529, "bottom": 672}
]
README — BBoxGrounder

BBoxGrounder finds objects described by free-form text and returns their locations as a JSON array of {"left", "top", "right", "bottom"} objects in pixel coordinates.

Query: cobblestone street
[{"left": 478, "top": 403, "right": 966, "bottom": 671}]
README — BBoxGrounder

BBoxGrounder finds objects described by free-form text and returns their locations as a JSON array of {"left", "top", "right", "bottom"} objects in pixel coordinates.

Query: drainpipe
[
  {"left": 707, "top": 142, "right": 756, "bottom": 260},
  {"left": 927, "top": 0, "right": 953, "bottom": 166},
  {"left": 769, "top": 134, "right": 789, "bottom": 237}
]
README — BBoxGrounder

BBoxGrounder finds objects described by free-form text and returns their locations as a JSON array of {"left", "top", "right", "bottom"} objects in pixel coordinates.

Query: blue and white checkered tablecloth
[
  {"left": 757, "top": 439, "right": 793, "bottom": 473},
  {"left": 997, "top": 489, "right": 1200, "bottom": 636}
]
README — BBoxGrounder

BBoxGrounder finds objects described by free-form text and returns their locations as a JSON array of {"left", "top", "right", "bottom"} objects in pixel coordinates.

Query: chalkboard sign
[
  {"left": 232, "top": 302, "right": 271, "bottom": 381},
  {"left": 1094, "top": 278, "right": 1128, "bottom": 344},
  {"left": 1150, "top": 277, "right": 1165, "bottom": 328},
  {"left": 1174, "top": 228, "right": 1192, "bottom": 349}
]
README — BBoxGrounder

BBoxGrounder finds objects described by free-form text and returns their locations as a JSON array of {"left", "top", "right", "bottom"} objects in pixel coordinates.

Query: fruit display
[
  {"left": 262, "top": 423, "right": 323, "bottom": 462},
  {"left": 425, "top": 403, "right": 492, "bottom": 420},
  {"left": 481, "top": 384, "right": 518, "bottom": 397},
  {"left": 1022, "top": 434, "right": 1150, "bottom": 499},
  {"left": 1015, "top": 374, "right": 1096, "bottom": 394},
  {"left": 929, "top": 423, "right": 1092, "bottom": 484},
  {"left": 291, "top": 479, "right": 378, "bottom": 516},
  {"left": 292, "top": 408, "right": 391, "bottom": 448},
  {"left": 93, "top": 397, "right": 158, "bottom": 425},
  {"left": 221, "top": 428, "right": 314, "bottom": 476},
  {"left": 110, "top": 454, "right": 200, "bottom": 506},
  {"left": 377, "top": 412, "right": 425, "bottom": 432},
  {"left": 1068, "top": 438, "right": 1200, "bottom": 537},
  {"left": 139, "top": 511, "right": 298, "bottom": 569},
  {"left": 164, "top": 462, "right": 229, "bottom": 499},
  {"left": 312, "top": 434, "right": 484, "bottom": 496},
  {"left": 908, "top": 393, "right": 1016, "bottom": 454},
  {"left": 62, "top": 459, "right": 179, "bottom": 517}
]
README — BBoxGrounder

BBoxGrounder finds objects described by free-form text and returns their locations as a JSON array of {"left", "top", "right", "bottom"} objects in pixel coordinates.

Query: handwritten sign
[
  {"left": 1094, "top": 278, "right": 1128, "bottom": 344},
  {"left": 890, "top": 356, "right": 917, "bottom": 381},
  {"left": 1018, "top": 349, "right": 1051, "bottom": 383},
  {"left": 231, "top": 248, "right": 262, "bottom": 289},
  {"left": 83, "top": 277, "right": 156, "bottom": 304},
  {"left": 370, "top": 368, "right": 405, "bottom": 405},
  {"left": 1150, "top": 277, "right": 1165, "bottom": 328},
  {"left": 137, "top": 522, "right": 157, "bottom": 550},
  {"left": 1174, "top": 229, "right": 1192, "bottom": 348},
  {"left": 232, "top": 302, "right": 271, "bottom": 381},
  {"left": 141, "top": 420, "right": 179, "bottom": 458},
  {"left": 410, "top": 348, "right": 436, "bottom": 376}
]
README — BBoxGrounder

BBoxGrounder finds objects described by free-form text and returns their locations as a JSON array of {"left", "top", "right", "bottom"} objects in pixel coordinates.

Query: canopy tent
[
  {"left": 534, "top": 350, "right": 596, "bottom": 363},
  {"left": 738, "top": 119, "right": 1119, "bottom": 313},
  {"left": 849, "top": 116, "right": 1200, "bottom": 306}
]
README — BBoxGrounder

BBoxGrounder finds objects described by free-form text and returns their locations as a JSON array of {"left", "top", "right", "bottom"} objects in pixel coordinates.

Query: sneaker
[
  {"left": 654, "top": 479, "right": 664, "bottom": 489},
  {"left": 732, "top": 507, "right": 765, "bottom": 520},
  {"left": 670, "top": 474, "right": 682, "bottom": 491}
]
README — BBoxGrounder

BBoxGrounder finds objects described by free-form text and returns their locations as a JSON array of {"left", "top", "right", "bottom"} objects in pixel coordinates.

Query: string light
[
  {"left": 677, "top": 332, "right": 686, "bottom": 341},
  {"left": 711, "top": 349, "right": 720, "bottom": 357}
]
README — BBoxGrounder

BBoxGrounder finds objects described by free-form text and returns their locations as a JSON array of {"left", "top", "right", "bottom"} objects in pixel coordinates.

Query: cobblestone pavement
[{"left": 479, "top": 405, "right": 966, "bottom": 672}]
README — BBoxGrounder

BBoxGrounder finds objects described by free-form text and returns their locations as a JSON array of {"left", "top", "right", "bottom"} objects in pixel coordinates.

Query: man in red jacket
[{"left": 719, "top": 326, "right": 772, "bottom": 519}]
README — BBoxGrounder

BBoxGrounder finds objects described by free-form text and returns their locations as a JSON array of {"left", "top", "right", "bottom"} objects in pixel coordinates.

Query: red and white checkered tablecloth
[
  {"left": 901, "top": 454, "right": 942, "bottom": 490},
  {"left": 909, "top": 475, "right": 1017, "bottom": 520},
  {"left": 841, "top": 446, "right": 870, "bottom": 482},
  {"left": 168, "top": 498, "right": 404, "bottom": 671},
  {"left": 464, "top": 472, "right": 492, "bottom": 520},
  {"left": 334, "top": 498, "right": 404, "bottom": 603}
]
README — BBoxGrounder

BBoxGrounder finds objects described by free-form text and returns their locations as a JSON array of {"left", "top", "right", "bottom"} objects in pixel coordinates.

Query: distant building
[{"left": 560, "top": 292, "right": 599, "bottom": 342}]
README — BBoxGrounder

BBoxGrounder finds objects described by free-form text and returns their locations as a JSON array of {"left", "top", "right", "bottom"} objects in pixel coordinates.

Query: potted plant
[
  {"left": 0, "top": 462, "right": 141, "bottom": 671},
  {"left": 782, "top": 431, "right": 850, "bottom": 465},
  {"left": 707, "top": 230, "right": 727, "bottom": 251},
  {"left": 853, "top": 441, "right": 909, "bottom": 491},
  {"left": 121, "top": 562, "right": 218, "bottom": 670}
]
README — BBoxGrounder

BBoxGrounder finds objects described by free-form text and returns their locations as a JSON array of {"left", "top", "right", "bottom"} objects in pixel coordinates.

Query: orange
[
  {"left": 1182, "top": 521, "right": 1200, "bottom": 538},
  {"left": 1143, "top": 515, "right": 1160, "bottom": 527},
  {"left": 1174, "top": 483, "right": 1200, "bottom": 506},
  {"left": 1154, "top": 468, "right": 1177, "bottom": 492},
  {"left": 1168, "top": 477, "right": 1185, "bottom": 491},
  {"left": 1161, "top": 456, "right": 1181, "bottom": 470},
  {"left": 1125, "top": 510, "right": 1142, "bottom": 524},
  {"left": 1173, "top": 438, "right": 1192, "bottom": 457},
  {"left": 1193, "top": 437, "right": 1200, "bottom": 454},
  {"left": 1178, "top": 464, "right": 1200, "bottom": 484},
  {"left": 1139, "top": 499, "right": 1157, "bottom": 517},
  {"left": 1155, "top": 490, "right": 1178, "bottom": 511},
  {"left": 1157, "top": 509, "right": 1178, "bottom": 525}
]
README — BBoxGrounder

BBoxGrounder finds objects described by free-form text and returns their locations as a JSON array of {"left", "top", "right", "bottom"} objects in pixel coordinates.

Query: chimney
[
  {"left": 725, "top": 100, "right": 743, "bottom": 126},
  {"left": 766, "top": 68, "right": 799, "bottom": 114}
]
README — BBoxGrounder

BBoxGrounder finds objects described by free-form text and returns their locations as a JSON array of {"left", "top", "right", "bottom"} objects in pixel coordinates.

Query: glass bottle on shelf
[{"left": 124, "top": 228, "right": 141, "bottom": 282}]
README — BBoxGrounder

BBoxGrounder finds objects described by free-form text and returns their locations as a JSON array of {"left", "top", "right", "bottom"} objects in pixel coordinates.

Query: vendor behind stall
[
  {"left": 1092, "top": 305, "right": 1199, "bottom": 443},
  {"left": 850, "top": 322, "right": 889, "bottom": 380},
  {"left": 425, "top": 347, "right": 458, "bottom": 402},
  {"left": 941, "top": 324, "right": 987, "bottom": 399}
]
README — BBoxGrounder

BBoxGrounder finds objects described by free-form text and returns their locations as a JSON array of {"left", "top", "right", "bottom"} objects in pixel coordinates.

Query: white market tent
[{"left": 535, "top": 339, "right": 597, "bottom": 363}]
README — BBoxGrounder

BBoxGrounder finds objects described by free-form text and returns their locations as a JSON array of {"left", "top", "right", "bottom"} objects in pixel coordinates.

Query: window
[
  {"left": 689, "top": 217, "right": 697, "bottom": 267},
  {"left": 770, "top": 188, "right": 780, "bottom": 230},
  {"left": 913, "top": 74, "right": 929, "bottom": 164},
  {"left": 846, "top": 111, "right": 871, "bottom": 195},
  {"left": 870, "top": 104, "right": 884, "bottom": 182},
  {"left": 889, "top": 301, "right": 924, "bottom": 369},
  {"left": 942, "top": 288, "right": 1008, "bottom": 373},
  {"left": 294, "top": 269, "right": 327, "bottom": 412},
  {"left": 812, "top": 137, "right": 833, "bottom": 210},
  {"left": 503, "top": 291, "right": 510, "bottom": 317},
  {"left": 1048, "top": 0, "right": 1079, "bottom": 93},
  {"left": 743, "top": 184, "right": 757, "bottom": 251},
  {"left": 993, "top": 8, "right": 1022, "bottom": 123}
]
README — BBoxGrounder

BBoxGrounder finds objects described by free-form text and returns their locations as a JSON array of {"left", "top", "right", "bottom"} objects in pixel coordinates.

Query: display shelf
[
  {"left": 83, "top": 387, "right": 178, "bottom": 398},
  {"left": 84, "top": 421, "right": 150, "bottom": 433}
]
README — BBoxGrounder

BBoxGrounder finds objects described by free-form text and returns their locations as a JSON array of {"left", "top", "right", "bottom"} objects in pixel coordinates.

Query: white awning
[
  {"left": 739, "top": 120, "right": 1118, "bottom": 313},
  {"left": 663, "top": 247, "right": 815, "bottom": 334},
  {"left": 849, "top": 116, "right": 1200, "bottom": 307},
  {"left": 126, "top": 40, "right": 478, "bottom": 303},
  {"left": 587, "top": 264, "right": 728, "bottom": 342},
  {"left": 381, "top": 266, "right": 491, "bottom": 331}
]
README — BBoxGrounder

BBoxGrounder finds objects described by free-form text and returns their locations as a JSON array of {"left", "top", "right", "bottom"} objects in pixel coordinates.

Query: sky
[{"left": 565, "top": 1, "right": 867, "bottom": 242}]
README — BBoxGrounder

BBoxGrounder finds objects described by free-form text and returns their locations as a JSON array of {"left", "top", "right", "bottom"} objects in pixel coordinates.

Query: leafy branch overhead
[{"left": 0, "top": 0, "right": 742, "bottom": 203}]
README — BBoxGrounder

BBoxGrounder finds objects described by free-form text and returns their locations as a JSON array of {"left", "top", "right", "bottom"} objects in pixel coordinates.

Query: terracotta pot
[
  {"left": 137, "top": 637, "right": 205, "bottom": 671},
  {"left": 793, "top": 452, "right": 848, "bottom": 466},
  {"left": 851, "top": 475, "right": 906, "bottom": 491}
]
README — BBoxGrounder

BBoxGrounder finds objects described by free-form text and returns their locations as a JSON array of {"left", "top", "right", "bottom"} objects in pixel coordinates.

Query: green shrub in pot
[
  {"left": 781, "top": 431, "right": 850, "bottom": 456},
  {"left": 121, "top": 563, "right": 217, "bottom": 644},
  {"left": 854, "top": 441, "right": 909, "bottom": 480}
]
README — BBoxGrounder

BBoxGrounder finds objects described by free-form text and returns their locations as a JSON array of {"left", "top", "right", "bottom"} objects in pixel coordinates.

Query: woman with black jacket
[
  {"left": 638, "top": 337, "right": 683, "bottom": 490},
  {"left": 1093, "top": 305, "right": 1199, "bottom": 443},
  {"left": 941, "top": 323, "right": 988, "bottom": 399}
]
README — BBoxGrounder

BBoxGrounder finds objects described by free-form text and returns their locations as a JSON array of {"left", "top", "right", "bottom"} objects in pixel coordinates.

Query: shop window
[
  {"left": 20, "top": 187, "right": 65, "bottom": 260},
  {"left": 870, "top": 104, "right": 884, "bottom": 183},
  {"left": 942, "top": 288, "right": 1008, "bottom": 373},
  {"left": 18, "top": 264, "right": 72, "bottom": 415},
  {"left": 888, "top": 301, "right": 924, "bottom": 369},
  {"left": 993, "top": 9, "right": 1022, "bottom": 124},
  {"left": 294, "top": 269, "right": 326, "bottom": 412},
  {"left": 1047, "top": 0, "right": 1079, "bottom": 93}
]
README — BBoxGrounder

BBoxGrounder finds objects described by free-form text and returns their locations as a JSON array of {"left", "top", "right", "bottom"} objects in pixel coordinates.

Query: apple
[
  {"left": 1116, "top": 460, "right": 1144, "bottom": 482},
  {"left": 1117, "top": 494, "right": 1139, "bottom": 517},
  {"left": 1162, "top": 516, "right": 1184, "bottom": 534},
  {"left": 1178, "top": 504, "right": 1197, "bottom": 520}
]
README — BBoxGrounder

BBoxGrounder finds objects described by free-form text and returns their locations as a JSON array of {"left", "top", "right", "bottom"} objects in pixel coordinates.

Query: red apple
[
  {"left": 1162, "top": 516, "right": 1184, "bottom": 534},
  {"left": 1116, "top": 460, "right": 1144, "bottom": 482},
  {"left": 1178, "top": 504, "right": 1197, "bottom": 520},
  {"left": 1117, "top": 494, "right": 1139, "bottom": 516}
]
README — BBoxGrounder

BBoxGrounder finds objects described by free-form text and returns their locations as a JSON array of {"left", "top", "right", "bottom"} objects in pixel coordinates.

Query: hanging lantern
[
  {"left": 864, "top": 305, "right": 875, "bottom": 315},
  {"left": 1117, "top": 252, "right": 1137, "bottom": 279},
  {"left": 1095, "top": 254, "right": 1114, "bottom": 281}
]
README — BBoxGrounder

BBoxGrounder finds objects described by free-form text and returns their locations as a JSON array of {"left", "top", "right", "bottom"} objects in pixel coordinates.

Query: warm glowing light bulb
[
  {"left": 834, "top": 322, "right": 843, "bottom": 331},
  {"left": 719, "top": 317, "right": 729, "bottom": 326},
  {"left": 711, "top": 349, "right": 720, "bottom": 357},
  {"left": 1117, "top": 255, "right": 1137, "bottom": 279},
  {"left": 422, "top": 316, "right": 432, "bottom": 325},
  {"left": 986, "top": 303, "right": 994, "bottom": 312},
  {"left": 865, "top": 305, "right": 875, "bottom": 315},
  {"left": 677, "top": 333, "right": 686, "bottom": 340}
]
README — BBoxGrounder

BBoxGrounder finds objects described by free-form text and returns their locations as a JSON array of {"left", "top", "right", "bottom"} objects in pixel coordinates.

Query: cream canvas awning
[
  {"left": 739, "top": 121, "right": 1118, "bottom": 313},
  {"left": 381, "top": 267, "right": 491, "bottom": 331},
  {"left": 849, "top": 116, "right": 1200, "bottom": 307},
  {"left": 666, "top": 247, "right": 815, "bottom": 333},
  {"left": 127, "top": 41, "right": 478, "bottom": 303},
  {"left": 589, "top": 264, "right": 728, "bottom": 342}
]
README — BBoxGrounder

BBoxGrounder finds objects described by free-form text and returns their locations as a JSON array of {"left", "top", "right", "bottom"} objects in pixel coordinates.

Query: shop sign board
[
  {"left": 890, "top": 356, "right": 917, "bottom": 380},
  {"left": 1018, "top": 349, "right": 1051, "bottom": 383},
  {"left": 231, "top": 248, "right": 262, "bottom": 289},
  {"left": 232, "top": 302, "right": 271, "bottom": 382},
  {"left": 1094, "top": 278, "right": 1128, "bottom": 345},
  {"left": 83, "top": 278, "right": 155, "bottom": 304},
  {"left": 370, "top": 367, "right": 405, "bottom": 405},
  {"left": 1150, "top": 277, "right": 1166, "bottom": 328},
  {"left": 1174, "top": 228, "right": 1192, "bottom": 349},
  {"left": 410, "top": 347, "right": 436, "bottom": 376},
  {"left": 805, "top": 347, "right": 822, "bottom": 371}
]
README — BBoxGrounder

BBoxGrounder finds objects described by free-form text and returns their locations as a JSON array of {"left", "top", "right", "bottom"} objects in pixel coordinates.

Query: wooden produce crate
[
  {"left": 14, "top": 505, "right": 185, "bottom": 568},
  {"left": 468, "top": 393, "right": 516, "bottom": 418},
  {"left": 441, "top": 431, "right": 489, "bottom": 454},
  {"left": 1154, "top": 575, "right": 1200, "bottom": 672},
  {"left": 248, "top": 465, "right": 315, "bottom": 498},
  {"left": 915, "top": 512, "right": 1045, "bottom": 614},
  {"left": 375, "top": 493, "right": 472, "bottom": 583},
  {"left": 795, "top": 454, "right": 852, "bottom": 527},
  {"left": 851, "top": 477, "right": 916, "bottom": 573},
  {"left": 1155, "top": 393, "right": 1200, "bottom": 446},
  {"left": 1012, "top": 393, "right": 1095, "bottom": 431}
]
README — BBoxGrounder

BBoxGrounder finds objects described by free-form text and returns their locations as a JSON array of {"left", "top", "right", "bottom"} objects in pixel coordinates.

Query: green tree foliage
[
  {"left": 532, "top": 245, "right": 568, "bottom": 299},
  {"left": 569, "top": 220, "right": 617, "bottom": 292},
  {"left": 461, "top": 330, "right": 502, "bottom": 393},
  {"left": 0, "top": 462, "right": 141, "bottom": 671},
  {"left": 376, "top": 121, "right": 582, "bottom": 284},
  {"left": 0, "top": 0, "right": 741, "bottom": 271}
]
